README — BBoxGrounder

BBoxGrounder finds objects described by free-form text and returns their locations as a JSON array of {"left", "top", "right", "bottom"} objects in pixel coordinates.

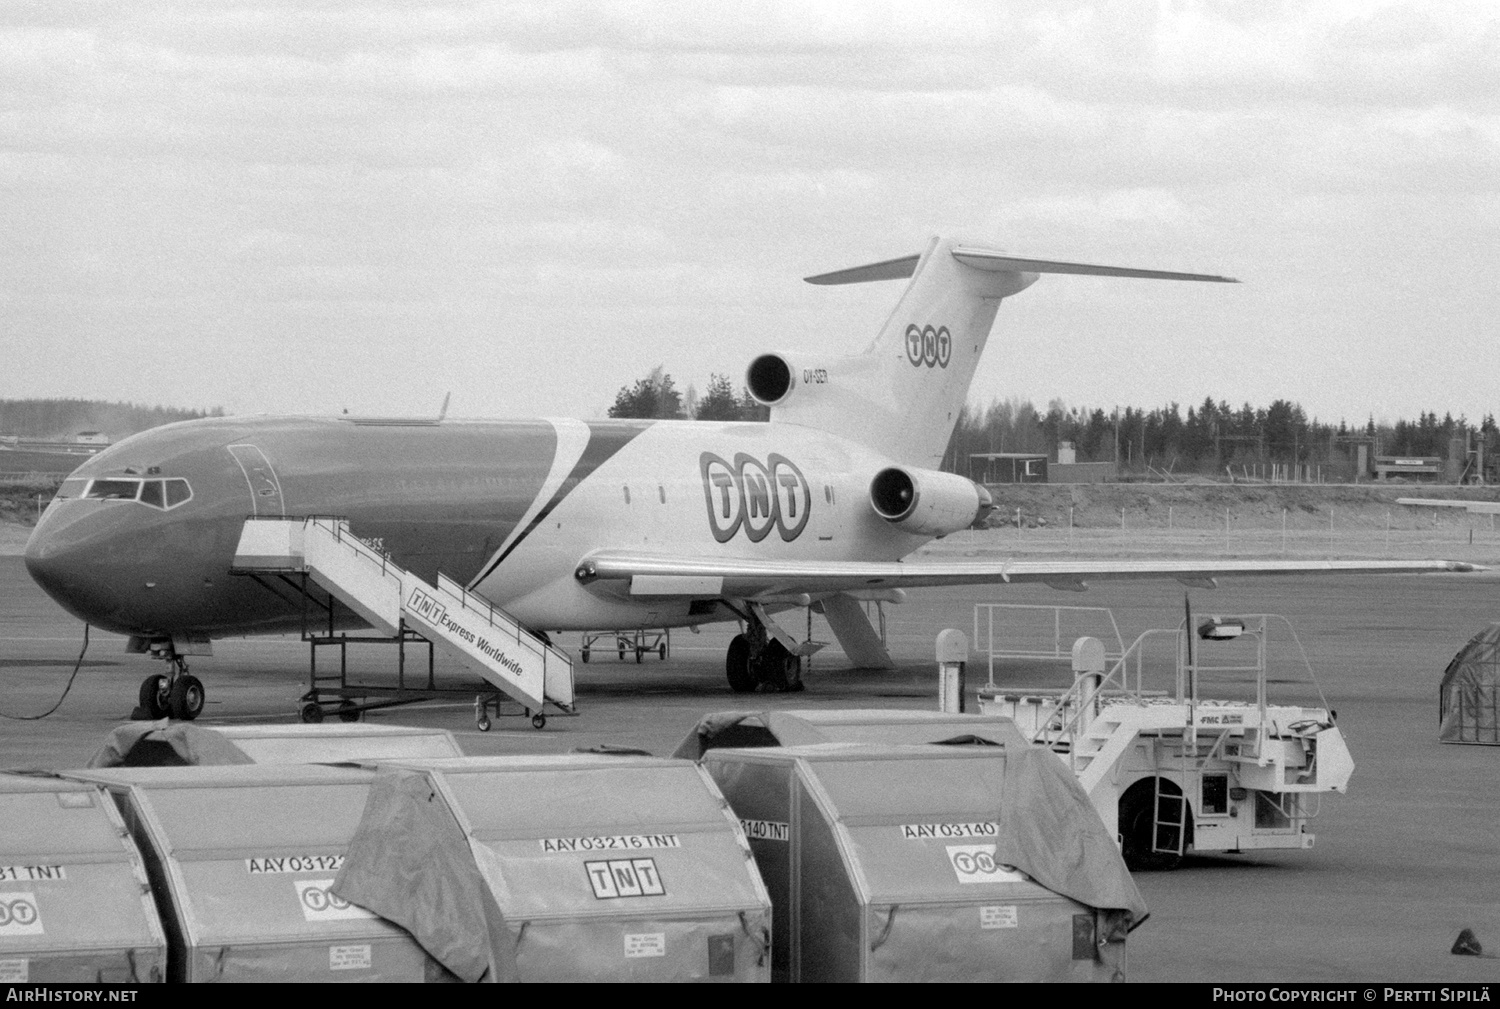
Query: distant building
[
  {"left": 969, "top": 452, "right": 1048, "bottom": 484},
  {"left": 1374, "top": 456, "right": 1441, "bottom": 482}
]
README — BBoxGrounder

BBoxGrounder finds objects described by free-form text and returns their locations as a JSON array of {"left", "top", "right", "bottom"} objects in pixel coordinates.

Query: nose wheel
[
  {"left": 136, "top": 654, "right": 205, "bottom": 721},
  {"left": 137, "top": 675, "right": 170, "bottom": 719}
]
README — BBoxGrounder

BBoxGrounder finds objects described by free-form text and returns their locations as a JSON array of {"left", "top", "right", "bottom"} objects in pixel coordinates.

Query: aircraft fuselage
[{"left": 24, "top": 415, "right": 931, "bottom": 640}]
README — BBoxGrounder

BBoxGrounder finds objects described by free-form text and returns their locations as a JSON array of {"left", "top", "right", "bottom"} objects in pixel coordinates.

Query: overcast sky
[{"left": 2, "top": 1, "right": 1496, "bottom": 426}]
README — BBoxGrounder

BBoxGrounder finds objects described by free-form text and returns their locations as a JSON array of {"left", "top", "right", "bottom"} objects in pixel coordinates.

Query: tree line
[
  {"left": 10, "top": 384, "right": 1489, "bottom": 484},
  {"left": 607, "top": 367, "right": 768, "bottom": 422},
  {"left": 940, "top": 396, "right": 1499, "bottom": 479},
  {"left": 605, "top": 366, "right": 1496, "bottom": 479},
  {"left": 0, "top": 399, "right": 224, "bottom": 441}
]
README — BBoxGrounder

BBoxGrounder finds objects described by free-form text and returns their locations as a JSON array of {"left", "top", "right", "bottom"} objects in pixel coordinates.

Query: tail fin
[{"left": 759, "top": 236, "right": 1235, "bottom": 467}]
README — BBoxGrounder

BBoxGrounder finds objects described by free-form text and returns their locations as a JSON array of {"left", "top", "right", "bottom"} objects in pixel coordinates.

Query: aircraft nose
[{"left": 24, "top": 505, "right": 125, "bottom": 626}]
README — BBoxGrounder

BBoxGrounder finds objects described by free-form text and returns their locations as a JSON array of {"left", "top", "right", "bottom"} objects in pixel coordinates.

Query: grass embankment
[
  {"left": 939, "top": 481, "right": 1500, "bottom": 565},
  {"left": 0, "top": 475, "right": 62, "bottom": 529}
]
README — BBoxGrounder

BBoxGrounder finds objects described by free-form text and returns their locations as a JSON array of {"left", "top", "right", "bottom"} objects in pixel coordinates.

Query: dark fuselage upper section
[{"left": 23, "top": 416, "right": 645, "bottom": 637}]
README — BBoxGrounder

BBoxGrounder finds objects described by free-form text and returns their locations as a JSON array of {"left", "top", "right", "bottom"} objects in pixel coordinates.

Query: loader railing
[{"left": 1030, "top": 613, "right": 1333, "bottom": 762}]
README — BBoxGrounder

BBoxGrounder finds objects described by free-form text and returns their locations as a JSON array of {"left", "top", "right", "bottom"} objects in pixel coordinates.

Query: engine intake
[
  {"left": 746, "top": 354, "right": 794, "bottom": 406},
  {"left": 869, "top": 466, "right": 992, "bottom": 537}
]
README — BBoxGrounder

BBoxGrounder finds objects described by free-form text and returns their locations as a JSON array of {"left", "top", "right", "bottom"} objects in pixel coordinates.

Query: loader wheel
[{"left": 1119, "top": 779, "right": 1190, "bottom": 872}]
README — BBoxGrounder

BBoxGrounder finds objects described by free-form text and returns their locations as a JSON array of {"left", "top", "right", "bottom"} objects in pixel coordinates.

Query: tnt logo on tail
[
  {"left": 905, "top": 324, "right": 951, "bottom": 368},
  {"left": 700, "top": 452, "right": 810, "bottom": 544}
]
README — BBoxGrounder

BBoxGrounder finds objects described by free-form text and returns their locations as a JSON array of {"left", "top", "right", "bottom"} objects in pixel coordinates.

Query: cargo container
[
  {"left": 0, "top": 773, "right": 166, "bottom": 983},
  {"left": 335, "top": 755, "right": 772, "bottom": 982},
  {"left": 69, "top": 765, "right": 444, "bottom": 982},
  {"left": 702, "top": 744, "right": 1143, "bottom": 982}
]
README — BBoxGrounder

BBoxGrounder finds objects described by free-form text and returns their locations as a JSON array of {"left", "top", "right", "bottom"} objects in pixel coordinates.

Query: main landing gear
[
  {"left": 135, "top": 648, "right": 205, "bottom": 721},
  {"left": 724, "top": 615, "right": 804, "bottom": 694}
]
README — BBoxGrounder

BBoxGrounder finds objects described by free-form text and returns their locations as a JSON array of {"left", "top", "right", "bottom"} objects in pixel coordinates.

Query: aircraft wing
[{"left": 575, "top": 552, "right": 1481, "bottom": 600}]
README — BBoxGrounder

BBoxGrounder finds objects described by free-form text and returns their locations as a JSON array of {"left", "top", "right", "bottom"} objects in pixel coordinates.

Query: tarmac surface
[{"left": 2, "top": 552, "right": 1499, "bottom": 983}]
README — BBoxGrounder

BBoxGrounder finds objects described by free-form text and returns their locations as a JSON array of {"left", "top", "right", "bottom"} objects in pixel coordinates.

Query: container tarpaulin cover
[
  {"left": 1440, "top": 623, "right": 1500, "bottom": 744},
  {"left": 337, "top": 755, "right": 772, "bottom": 981},
  {"left": 0, "top": 773, "right": 166, "bottom": 983},
  {"left": 703, "top": 743, "right": 1145, "bottom": 982},
  {"left": 66, "top": 764, "right": 442, "bottom": 982},
  {"left": 88, "top": 721, "right": 253, "bottom": 768},
  {"left": 333, "top": 769, "right": 516, "bottom": 983},
  {"left": 672, "top": 707, "right": 1030, "bottom": 759},
  {"left": 993, "top": 746, "right": 1147, "bottom": 922}
]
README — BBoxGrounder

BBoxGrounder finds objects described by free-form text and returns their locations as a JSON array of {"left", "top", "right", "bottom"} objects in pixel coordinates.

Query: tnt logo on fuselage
[{"left": 700, "top": 452, "right": 811, "bottom": 544}]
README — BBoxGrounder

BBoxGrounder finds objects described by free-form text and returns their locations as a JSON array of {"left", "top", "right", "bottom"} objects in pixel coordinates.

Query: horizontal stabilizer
[
  {"left": 804, "top": 254, "right": 921, "bottom": 286},
  {"left": 803, "top": 245, "right": 1237, "bottom": 285},
  {"left": 950, "top": 247, "right": 1238, "bottom": 283}
]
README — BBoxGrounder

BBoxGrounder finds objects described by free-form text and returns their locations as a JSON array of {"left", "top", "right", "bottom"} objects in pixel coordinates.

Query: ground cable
[{"left": 0, "top": 624, "right": 90, "bottom": 720}]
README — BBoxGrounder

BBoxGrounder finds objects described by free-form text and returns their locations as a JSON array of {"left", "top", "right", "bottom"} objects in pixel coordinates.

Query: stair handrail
[
  {"left": 1030, "top": 635, "right": 1137, "bottom": 753},
  {"left": 435, "top": 572, "right": 574, "bottom": 697},
  {"left": 435, "top": 573, "right": 543, "bottom": 656},
  {"left": 306, "top": 515, "right": 398, "bottom": 579},
  {"left": 1031, "top": 663, "right": 1127, "bottom": 762},
  {"left": 303, "top": 516, "right": 565, "bottom": 667},
  {"left": 1030, "top": 627, "right": 1182, "bottom": 760},
  {"left": 435, "top": 572, "right": 573, "bottom": 670}
]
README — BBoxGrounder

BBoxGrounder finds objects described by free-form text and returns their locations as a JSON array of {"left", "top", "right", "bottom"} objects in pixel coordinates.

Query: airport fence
[{"left": 951, "top": 505, "right": 1500, "bottom": 565}]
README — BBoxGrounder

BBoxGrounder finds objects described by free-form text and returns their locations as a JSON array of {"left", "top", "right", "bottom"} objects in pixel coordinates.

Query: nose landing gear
[{"left": 134, "top": 646, "right": 205, "bottom": 721}]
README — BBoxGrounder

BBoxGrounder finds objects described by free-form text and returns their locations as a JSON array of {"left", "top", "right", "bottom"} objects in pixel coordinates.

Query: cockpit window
[
  {"left": 84, "top": 479, "right": 141, "bottom": 501},
  {"left": 72, "top": 477, "right": 194, "bottom": 510}
]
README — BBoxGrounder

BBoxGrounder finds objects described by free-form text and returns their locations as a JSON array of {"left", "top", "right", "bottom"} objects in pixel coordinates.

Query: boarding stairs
[{"left": 231, "top": 516, "right": 574, "bottom": 716}]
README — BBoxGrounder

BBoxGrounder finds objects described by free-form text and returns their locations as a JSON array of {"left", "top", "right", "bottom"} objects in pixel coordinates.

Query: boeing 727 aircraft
[{"left": 23, "top": 236, "right": 1474, "bottom": 719}]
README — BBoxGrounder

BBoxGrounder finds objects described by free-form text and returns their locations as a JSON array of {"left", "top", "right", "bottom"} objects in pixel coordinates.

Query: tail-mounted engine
[
  {"left": 869, "top": 466, "right": 993, "bottom": 537},
  {"left": 746, "top": 354, "right": 794, "bottom": 405},
  {"left": 746, "top": 352, "right": 845, "bottom": 407}
]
